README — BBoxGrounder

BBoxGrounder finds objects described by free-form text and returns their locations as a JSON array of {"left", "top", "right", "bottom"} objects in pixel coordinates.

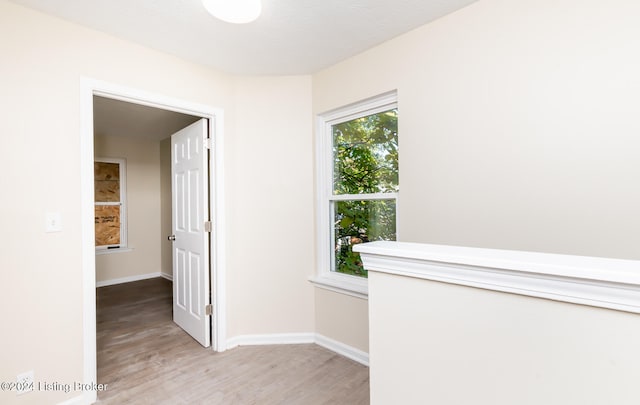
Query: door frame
[{"left": 80, "top": 77, "right": 227, "bottom": 403}]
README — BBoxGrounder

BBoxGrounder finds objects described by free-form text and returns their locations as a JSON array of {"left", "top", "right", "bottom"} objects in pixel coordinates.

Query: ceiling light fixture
[{"left": 202, "top": 0, "right": 262, "bottom": 24}]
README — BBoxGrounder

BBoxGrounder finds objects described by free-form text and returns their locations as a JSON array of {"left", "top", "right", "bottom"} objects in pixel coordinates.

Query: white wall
[
  {"left": 226, "top": 76, "right": 315, "bottom": 337},
  {"left": 94, "top": 134, "right": 162, "bottom": 283},
  {"left": 369, "top": 271, "right": 640, "bottom": 404},
  {"left": 314, "top": 289, "right": 368, "bottom": 352},
  {"left": 0, "top": 2, "right": 315, "bottom": 404},
  {"left": 312, "top": 0, "right": 640, "bottom": 352}
]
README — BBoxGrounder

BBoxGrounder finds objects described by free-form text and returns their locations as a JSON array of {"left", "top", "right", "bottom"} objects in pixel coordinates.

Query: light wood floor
[{"left": 96, "top": 278, "right": 370, "bottom": 404}]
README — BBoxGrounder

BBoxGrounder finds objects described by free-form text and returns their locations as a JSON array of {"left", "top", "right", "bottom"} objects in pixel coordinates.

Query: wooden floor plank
[{"left": 96, "top": 278, "right": 370, "bottom": 404}]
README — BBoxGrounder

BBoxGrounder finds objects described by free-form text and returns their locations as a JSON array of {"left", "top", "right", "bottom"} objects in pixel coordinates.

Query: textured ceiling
[
  {"left": 29, "top": 1, "right": 479, "bottom": 139},
  {"left": 10, "top": 0, "right": 478, "bottom": 75},
  {"left": 93, "top": 96, "right": 200, "bottom": 141}
]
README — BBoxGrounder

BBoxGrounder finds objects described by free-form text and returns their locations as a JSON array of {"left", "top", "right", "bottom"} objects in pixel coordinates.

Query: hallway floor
[{"left": 96, "top": 277, "right": 369, "bottom": 404}]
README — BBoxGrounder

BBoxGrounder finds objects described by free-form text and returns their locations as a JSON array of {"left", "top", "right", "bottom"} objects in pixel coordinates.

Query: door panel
[{"left": 171, "top": 118, "right": 210, "bottom": 347}]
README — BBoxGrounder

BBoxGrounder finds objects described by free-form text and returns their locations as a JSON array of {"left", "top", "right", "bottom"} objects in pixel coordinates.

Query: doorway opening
[
  {"left": 80, "top": 78, "right": 226, "bottom": 404},
  {"left": 93, "top": 95, "right": 200, "bottom": 284}
]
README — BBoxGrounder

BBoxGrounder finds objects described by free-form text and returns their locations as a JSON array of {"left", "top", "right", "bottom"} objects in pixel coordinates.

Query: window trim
[
  {"left": 311, "top": 91, "right": 398, "bottom": 298},
  {"left": 94, "top": 157, "right": 128, "bottom": 252}
]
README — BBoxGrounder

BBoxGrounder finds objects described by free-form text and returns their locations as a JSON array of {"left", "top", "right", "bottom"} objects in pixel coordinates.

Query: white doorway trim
[{"left": 80, "top": 77, "right": 227, "bottom": 404}]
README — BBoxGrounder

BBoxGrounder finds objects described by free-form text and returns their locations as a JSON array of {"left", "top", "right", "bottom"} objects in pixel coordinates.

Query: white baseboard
[
  {"left": 226, "top": 333, "right": 315, "bottom": 349},
  {"left": 161, "top": 272, "right": 173, "bottom": 281},
  {"left": 96, "top": 272, "right": 162, "bottom": 287},
  {"left": 315, "top": 334, "right": 369, "bottom": 366},
  {"left": 225, "top": 333, "right": 369, "bottom": 367}
]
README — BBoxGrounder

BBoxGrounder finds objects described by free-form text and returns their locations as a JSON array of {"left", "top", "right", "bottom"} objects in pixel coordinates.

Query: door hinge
[
  {"left": 204, "top": 221, "right": 213, "bottom": 232},
  {"left": 204, "top": 138, "right": 212, "bottom": 149},
  {"left": 205, "top": 304, "right": 213, "bottom": 316}
]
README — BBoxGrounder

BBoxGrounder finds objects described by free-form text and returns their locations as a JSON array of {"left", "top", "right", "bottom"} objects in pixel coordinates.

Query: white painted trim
[
  {"left": 313, "top": 90, "right": 398, "bottom": 296},
  {"left": 161, "top": 272, "right": 173, "bottom": 282},
  {"left": 355, "top": 241, "right": 640, "bottom": 314},
  {"left": 96, "top": 272, "right": 163, "bottom": 287},
  {"left": 320, "top": 90, "right": 398, "bottom": 124},
  {"left": 226, "top": 333, "right": 315, "bottom": 349},
  {"left": 315, "top": 334, "right": 369, "bottom": 366},
  {"left": 80, "top": 77, "right": 227, "bottom": 401},
  {"left": 79, "top": 77, "right": 98, "bottom": 405},
  {"left": 225, "top": 333, "right": 369, "bottom": 367},
  {"left": 329, "top": 192, "right": 398, "bottom": 201},
  {"left": 309, "top": 274, "right": 368, "bottom": 299},
  {"left": 209, "top": 111, "right": 227, "bottom": 351},
  {"left": 95, "top": 247, "right": 134, "bottom": 255}
]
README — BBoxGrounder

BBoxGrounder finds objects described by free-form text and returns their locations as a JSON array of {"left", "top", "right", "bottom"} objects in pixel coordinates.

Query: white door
[{"left": 170, "top": 118, "right": 211, "bottom": 347}]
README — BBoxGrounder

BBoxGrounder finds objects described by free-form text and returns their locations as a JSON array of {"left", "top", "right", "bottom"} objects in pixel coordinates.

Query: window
[
  {"left": 94, "top": 158, "right": 128, "bottom": 252},
  {"left": 313, "top": 91, "right": 398, "bottom": 297}
]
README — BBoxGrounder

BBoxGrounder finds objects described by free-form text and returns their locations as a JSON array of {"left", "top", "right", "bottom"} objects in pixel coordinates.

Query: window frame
[
  {"left": 94, "top": 157, "right": 128, "bottom": 253},
  {"left": 311, "top": 91, "right": 399, "bottom": 298}
]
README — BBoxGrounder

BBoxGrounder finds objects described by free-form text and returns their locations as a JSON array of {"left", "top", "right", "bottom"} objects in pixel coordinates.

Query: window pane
[
  {"left": 94, "top": 162, "right": 120, "bottom": 202},
  {"left": 332, "top": 109, "right": 398, "bottom": 195},
  {"left": 95, "top": 205, "right": 121, "bottom": 246},
  {"left": 334, "top": 199, "right": 396, "bottom": 277}
]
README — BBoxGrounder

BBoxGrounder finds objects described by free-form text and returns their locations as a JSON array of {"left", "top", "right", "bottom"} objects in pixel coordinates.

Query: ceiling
[
  {"left": 10, "top": 0, "right": 478, "bottom": 75},
  {"left": 93, "top": 96, "right": 200, "bottom": 141},
  {"left": 29, "top": 1, "right": 479, "bottom": 140}
]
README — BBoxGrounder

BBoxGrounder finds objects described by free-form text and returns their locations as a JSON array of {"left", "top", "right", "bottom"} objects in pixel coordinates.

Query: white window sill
[
  {"left": 95, "top": 247, "right": 134, "bottom": 256},
  {"left": 309, "top": 273, "right": 368, "bottom": 299}
]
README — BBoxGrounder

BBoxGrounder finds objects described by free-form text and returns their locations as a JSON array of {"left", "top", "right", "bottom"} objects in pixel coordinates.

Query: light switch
[{"left": 45, "top": 212, "right": 62, "bottom": 233}]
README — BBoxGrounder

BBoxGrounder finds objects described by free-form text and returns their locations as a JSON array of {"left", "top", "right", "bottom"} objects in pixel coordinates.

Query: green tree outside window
[{"left": 332, "top": 109, "right": 398, "bottom": 276}]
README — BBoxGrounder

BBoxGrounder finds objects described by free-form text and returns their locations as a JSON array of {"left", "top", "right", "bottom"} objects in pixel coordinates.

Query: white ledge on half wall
[{"left": 353, "top": 241, "right": 640, "bottom": 314}]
